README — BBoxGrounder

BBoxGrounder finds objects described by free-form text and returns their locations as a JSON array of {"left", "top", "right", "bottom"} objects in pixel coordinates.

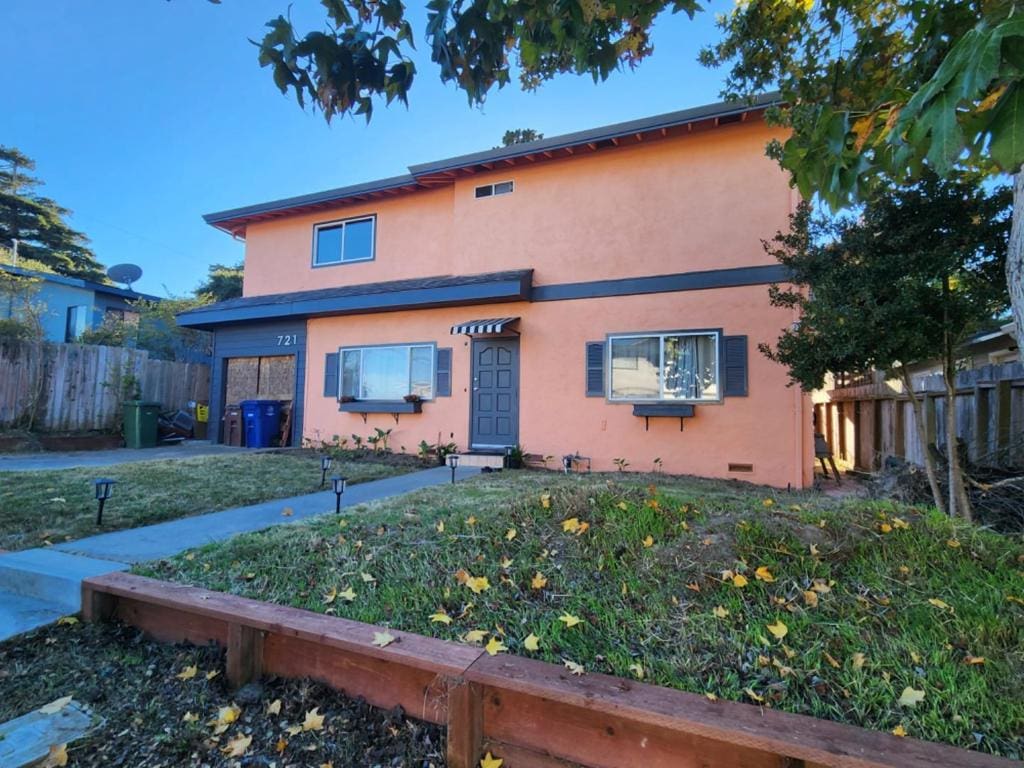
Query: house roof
[
  {"left": 176, "top": 269, "right": 533, "bottom": 330},
  {"left": 0, "top": 263, "right": 161, "bottom": 302},
  {"left": 203, "top": 93, "right": 781, "bottom": 237}
]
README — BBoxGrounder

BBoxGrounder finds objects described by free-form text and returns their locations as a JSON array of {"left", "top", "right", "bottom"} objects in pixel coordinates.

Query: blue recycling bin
[{"left": 240, "top": 400, "right": 282, "bottom": 448}]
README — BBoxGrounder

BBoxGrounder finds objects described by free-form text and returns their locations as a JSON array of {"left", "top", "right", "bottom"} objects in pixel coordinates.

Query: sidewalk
[
  {"left": 0, "top": 441, "right": 246, "bottom": 472},
  {"left": 0, "top": 465, "right": 478, "bottom": 641}
]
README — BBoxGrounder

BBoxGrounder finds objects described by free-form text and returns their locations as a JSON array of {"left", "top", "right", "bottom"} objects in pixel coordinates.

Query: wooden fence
[
  {"left": 0, "top": 342, "right": 209, "bottom": 432},
  {"left": 815, "top": 362, "right": 1024, "bottom": 472},
  {"left": 83, "top": 572, "right": 1015, "bottom": 768}
]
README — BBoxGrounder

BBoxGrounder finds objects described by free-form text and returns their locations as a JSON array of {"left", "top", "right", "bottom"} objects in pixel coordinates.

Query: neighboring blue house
[{"left": 1, "top": 264, "right": 160, "bottom": 342}]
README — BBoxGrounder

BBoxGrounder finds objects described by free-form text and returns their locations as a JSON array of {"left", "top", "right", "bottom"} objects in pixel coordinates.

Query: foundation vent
[{"left": 728, "top": 463, "right": 754, "bottom": 473}]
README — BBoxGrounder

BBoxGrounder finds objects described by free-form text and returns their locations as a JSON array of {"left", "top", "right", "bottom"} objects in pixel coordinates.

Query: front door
[{"left": 470, "top": 338, "right": 519, "bottom": 449}]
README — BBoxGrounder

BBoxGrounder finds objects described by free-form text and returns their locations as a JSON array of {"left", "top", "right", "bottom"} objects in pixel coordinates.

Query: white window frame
[
  {"left": 340, "top": 342, "right": 436, "bottom": 401},
  {"left": 474, "top": 180, "right": 514, "bottom": 199},
  {"left": 312, "top": 215, "right": 376, "bottom": 267},
  {"left": 607, "top": 330, "right": 721, "bottom": 403}
]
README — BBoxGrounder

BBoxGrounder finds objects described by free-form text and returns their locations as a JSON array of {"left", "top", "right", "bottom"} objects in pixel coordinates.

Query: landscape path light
[
  {"left": 447, "top": 453, "right": 460, "bottom": 484},
  {"left": 320, "top": 455, "right": 334, "bottom": 488},
  {"left": 331, "top": 475, "right": 347, "bottom": 515},
  {"left": 93, "top": 478, "right": 116, "bottom": 526}
]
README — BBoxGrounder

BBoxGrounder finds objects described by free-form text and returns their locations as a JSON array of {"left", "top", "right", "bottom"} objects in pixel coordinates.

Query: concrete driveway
[{"left": 0, "top": 441, "right": 248, "bottom": 472}]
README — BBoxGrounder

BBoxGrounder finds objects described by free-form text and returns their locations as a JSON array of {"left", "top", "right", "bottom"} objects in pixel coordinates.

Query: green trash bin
[{"left": 123, "top": 400, "right": 161, "bottom": 448}]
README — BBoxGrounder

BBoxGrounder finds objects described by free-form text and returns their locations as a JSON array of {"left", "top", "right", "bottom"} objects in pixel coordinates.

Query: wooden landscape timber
[{"left": 81, "top": 572, "right": 1017, "bottom": 768}]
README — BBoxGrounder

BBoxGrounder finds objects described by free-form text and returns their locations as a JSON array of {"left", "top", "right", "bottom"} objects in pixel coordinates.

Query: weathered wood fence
[
  {"left": 0, "top": 342, "right": 210, "bottom": 432},
  {"left": 83, "top": 572, "right": 1015, "bottom": 768},
  {"left": 815, "top": 362, "right": 1023, "bottom": 472}
]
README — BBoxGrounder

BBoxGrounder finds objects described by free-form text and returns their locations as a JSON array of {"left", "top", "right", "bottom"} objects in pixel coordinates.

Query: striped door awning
[{"left": 450, "top": 317, "right": 520, "bottom": 335}]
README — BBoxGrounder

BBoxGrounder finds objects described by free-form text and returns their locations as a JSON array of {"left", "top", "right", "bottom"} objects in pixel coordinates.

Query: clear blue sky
[{"left": 1, "top": 0, "right": 734, "bottom": 296}]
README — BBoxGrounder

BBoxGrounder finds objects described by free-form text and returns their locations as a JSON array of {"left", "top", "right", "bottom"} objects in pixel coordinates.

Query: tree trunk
[
  {"left": 897, "top": 366, "right": 946, "bottom": 515},
  {"left": 1008, "top": 172, "right": 1024, "bottom": 346},
  {"left": 941, "top": 281, "right": 973, "bottom": 521}
]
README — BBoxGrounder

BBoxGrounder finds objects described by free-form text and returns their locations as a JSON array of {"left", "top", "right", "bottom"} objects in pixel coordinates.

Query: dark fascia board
[
  {"left": 203, "top": 174, "right": 419, "bottom": 227},
  {"left": 177, "top": 272, "right": 532, "bottom": 330},
  {"left": 408, "top": 93, "right": 782, "bottom": 177},
  {"left": 0, "top": 264, "right": 160, "bottom": 301}
]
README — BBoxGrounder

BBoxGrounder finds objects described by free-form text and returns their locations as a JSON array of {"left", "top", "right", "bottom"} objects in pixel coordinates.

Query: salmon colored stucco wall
[
  {"left": 241, "top": 121, "right": 791, "bottom": 297},
  {"left": 303, "top": 287, "right": 815, "bottom": 489}
]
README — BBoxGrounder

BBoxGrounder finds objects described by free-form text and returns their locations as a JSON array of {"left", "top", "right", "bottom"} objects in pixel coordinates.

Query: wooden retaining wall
[
  {"left": 82, "top": 572, "right": 1015, "bottom": 768},
  {"left": 0, "top": 342, "right": 209, "bottom": 431}
]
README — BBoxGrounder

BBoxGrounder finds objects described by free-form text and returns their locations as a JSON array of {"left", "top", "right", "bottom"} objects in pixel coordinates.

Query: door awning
[{"left": 450, "top": 317, "right": 520, "bottom": 335}]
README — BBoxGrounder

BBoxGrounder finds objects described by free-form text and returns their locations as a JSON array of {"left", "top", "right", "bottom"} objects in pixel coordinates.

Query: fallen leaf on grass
[
  {"left": 744, "top": 687, "right": 764, "bottom": 703},
  {"left": 564, "top": 659, "right": 585, "bottom": 676},
  {"left": 176, "top": 665, "right": 198, "bottom": 681},
  {"left": 928, "top": 598, "right": 953, "bottom": 613},
  {"left": 303, "top": 707, "right": 326, "bottom": 731},
  {"left": 322, "top": 586, "right": 338, "bottom": 604},
  {"left": 754, "top": 566, "right": 775, "bottom": 583},
  {"left": 628, "top": 662, "right": 644, "bottom": 680},
  {"left": 712, "top": 605, "right": 730, "bottom": 619},
  {"left": 811, "top": 579, "right": 832, "bottom": 593},
  {"left": 266, "top": 699, "right": 282, "bottom": 715},
  {"left": 762, "top": 498, "right": 774, "bottom": 507},
  {"left": 559, "top": 613, "right": 584, "bottom": 628},
  {"left": 463, "top": 629, "right": 487, "bottom": 644},
  {"left": 891, "top": 517, "right": 910, "bottom": 530},
  {"left": 56, "top": 616, "right": 78, "bottom": 626},
  {"left": 704, "top": 692, "right": 718, "bottom": 702},
  {"left": 182, "top": 711, "right": 199, "bottom": 722},
  {"left": 562, "top": 517, "right": 581, "bottom": 533},
  {"left": 823, "top": 652, "right": 841, "bottom": 669},
  {"left": 524, "top": 633, "right": 540, "bottom": 651},
  {"left": 480, "top": 751, "right": 504, "bottom": 768},
  {"left": 766, "top": 620, "right": 788, "bottom": 640},
  {"left": 964, "top": 655, "right": 986, "bottom": 665},
  {"left": 465, "top": 575, "right": 490, "bottom": 594},
  {"left": 466, "top": 516, "right": 478, "bottom": 526},
  {"left": 505, "top": 528, "right": 517, "bottom": 541},
  {"left": 540, "top": 494, "right": 551, "bottom": 509},
  {"left": 221, "top": 734, "right": 252, "bottom": 757},
  {"left": 436, "top": 520, "right": 445, "bottom": 532},
  {"left": 360, "top": 571, "right": 376, "bottom": 583},
  {"left": 499, "top": 556, "right": 513, "bottom": 568},
  {"left": 39, "top": 696, "right": 73, "bottom": 714},
  {"left": 43, "top": 744, "right": 68, "bottom": 768},
  {"left": 892, "top": 724, "right": 907, "bottom": 737},
  {"left": 429, "top": 610, "right": 453, "bottom": 625},
  {"left": 802, "top": 590, "right": 819, "bottom": 608},
  {"left": 485, "top": 636, "right": 507, "bottom": 656},
  {"left": 642, "top": 535, "right": 654, "bottom": 548},
  {"left": 732, "top": 574, "right": 748, "bottom": 588},
  {"left": 851, "top": 652, "right": 866, "bottom": 670},
  {"left": 372, "top": 631, "right": 396, "bottom": 648},
  {"left": 531, "top": 572, "right": 548, "bottom": 590},
  {"left": 338, "top": 586, "right": 357, "bottom": 602},
  {"left": 898, "top": 687, "right": 925, "bottom": 708}
]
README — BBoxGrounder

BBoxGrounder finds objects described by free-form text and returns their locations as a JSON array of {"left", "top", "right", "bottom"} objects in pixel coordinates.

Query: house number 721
[{"left": 277, "top": 334, "right": 298, "bottom": 346}]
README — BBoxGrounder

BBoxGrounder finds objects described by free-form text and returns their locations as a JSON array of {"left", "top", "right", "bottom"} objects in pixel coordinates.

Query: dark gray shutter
[
  {"left": 585, "top": 341, "right": 605, "bottom": 397},
  {"left": 435, "top": 347, "right": 452, "bottom": 396},
  {"left": 323, "top": 352, "right": 339, "bottom": 398},
  {"left": 723, "top": 335, "right": 748, "bottom": 397}
]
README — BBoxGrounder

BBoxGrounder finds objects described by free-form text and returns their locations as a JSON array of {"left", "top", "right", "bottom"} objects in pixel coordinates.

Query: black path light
[
  {"left": 93, "top": 478, "right": 116, "bottom": 525},
  {"left": 331, "top": 475, "right": 347, "bottom": 515},
  {"left": 320, "top": 454, "right": 334, "bottom": 488},
  {"left": 447, "top": 453, "right": 460, "bottom": 484}
]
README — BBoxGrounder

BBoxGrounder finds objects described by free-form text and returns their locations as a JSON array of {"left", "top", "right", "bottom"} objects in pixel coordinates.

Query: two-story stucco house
[{"left": 178, "top": 95, "right": 814, "bottom": 488}]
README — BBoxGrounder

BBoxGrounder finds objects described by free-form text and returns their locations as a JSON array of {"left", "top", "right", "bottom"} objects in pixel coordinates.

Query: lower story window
[
  {"left": 609, "top": 331, "right": 719, "bottom": 401},
  {"left": 341, "top": 344, "right": 434, "bottom": 400}
]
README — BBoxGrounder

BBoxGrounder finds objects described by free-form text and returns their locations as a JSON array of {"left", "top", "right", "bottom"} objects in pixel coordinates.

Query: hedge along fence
[{"left": 81, "top": 573, "right": 1015, "bottom": 768}]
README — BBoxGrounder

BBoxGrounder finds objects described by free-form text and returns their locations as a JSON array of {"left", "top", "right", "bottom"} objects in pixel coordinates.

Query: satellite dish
[{"left": 107, "top": 263, "right": 143, "bottom": 290}]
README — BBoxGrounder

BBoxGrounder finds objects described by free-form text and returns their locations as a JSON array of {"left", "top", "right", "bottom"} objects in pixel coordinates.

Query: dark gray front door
[{"left": 470, "top": 338, "right": 519, "bottom": 448}]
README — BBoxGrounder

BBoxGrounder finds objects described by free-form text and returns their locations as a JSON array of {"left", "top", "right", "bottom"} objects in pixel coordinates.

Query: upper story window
[
  {"left": 475, "top": 181, "right": 514, "bottom": 199},
  {"left": 313, "top": 215, "right": 376, "bottom": 266},
  {"left": 608, "top": 331, "right": 720, "bottom": 402},
  {"left": 341, "top": 343, "right": 434, "bottom": 400}
]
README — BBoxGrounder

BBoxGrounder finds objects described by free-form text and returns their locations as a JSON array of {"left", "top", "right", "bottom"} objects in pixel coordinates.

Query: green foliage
[
  {"left": 195, "top": 261, "right": 243, "bottom": 302},
  {"left": 501, "top": 128, "right": 544, "bottom": 146},
  {"left": 80, "top": 295, "right": 214, "bottom": 361},
  {"left": 761, "top": 172, "right": 1011, "bottom": 391},
  {"left": 0, "top": 146, "right": 105, "bottom": 280},
  {"left": 0, "top": 267, "right": 43, "bottom": 346}
]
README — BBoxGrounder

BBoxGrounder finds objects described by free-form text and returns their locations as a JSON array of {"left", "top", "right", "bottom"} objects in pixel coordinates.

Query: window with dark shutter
[
  {"left": 323, "top": 352, "right": 340, "bottom": 398},
  {"left": 722, "top": 335, "right": 748, "bottom": 397},
  {"left": 585, "top": 341, "right": 605, "bottom": 397},
  {"left": 435, "top": 347, "right": 452, "bottom": 397}
]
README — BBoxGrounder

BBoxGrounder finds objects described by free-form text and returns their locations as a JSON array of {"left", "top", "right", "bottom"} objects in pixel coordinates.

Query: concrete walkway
[
  {"left": 0, "top": 465, "right": 477, "bottom": 641},
  {"left": 0, "top": 441, "right": 247, "bottom": 472}
]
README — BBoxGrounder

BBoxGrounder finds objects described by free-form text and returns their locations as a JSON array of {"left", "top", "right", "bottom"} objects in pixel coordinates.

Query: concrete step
[
  {"left": 0, "top": 591, "right": 68, "bottom": 642},
  {"left": 453, "top": 452, "right": 505, "bottom": 469},
  {"left": 0, "top": 548, "right": 127, "bottom": 613},
  {"left": 0, "top": 699, "right": 92, "bottom": 767}
]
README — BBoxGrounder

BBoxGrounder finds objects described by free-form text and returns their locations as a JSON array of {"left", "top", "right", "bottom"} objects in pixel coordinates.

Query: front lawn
[
  {"left": 139, "top": 471, "right": 1024, "bottom": 758},
  {"left": 0, "top": 451, "right": 420, "bottom": 551}
]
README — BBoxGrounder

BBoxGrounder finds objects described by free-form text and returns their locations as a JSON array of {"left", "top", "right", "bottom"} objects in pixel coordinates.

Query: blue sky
[{"left": 2, "top": 0, "right": 734, "bottom": 296}]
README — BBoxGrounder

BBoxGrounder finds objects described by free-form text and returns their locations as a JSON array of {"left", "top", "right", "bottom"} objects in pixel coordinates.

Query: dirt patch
[{"left": 0, "top": 621, "right": 445, "bottom": 767}]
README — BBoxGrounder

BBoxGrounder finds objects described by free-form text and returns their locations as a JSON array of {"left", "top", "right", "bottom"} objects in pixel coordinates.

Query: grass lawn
[
  {"left": 139, "top": 471, "right": 1024, "bottom": 759},
  {"left": 0, "top": 451, "right": 422, "bottom": 551}
]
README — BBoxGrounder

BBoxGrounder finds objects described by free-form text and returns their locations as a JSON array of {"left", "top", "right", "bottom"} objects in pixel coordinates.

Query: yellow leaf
[
  {"left": 463, "top": 629, "right": 487, "bottom": 644},
  {"left": 964, "top": 655, "right": 986, "bottom": 665},
  {"left": 712, "top": 605, "right": 729, "bottom": 619},
  {"left": 879, "top": 523, "right": 892, "bottom": 534},
  {"left": 531, "top": 572, "right": 548, "bottom": 590},
  {"left": 56, "top": 616, "right": 78, "bottom": 626},
  {"left": 642, "top": 535, "right": 654, "bottom": 548},
  {"left": 39, "top": 696, "right": 73, "bottom": 715},
  {"left": 429, "top": 610, "right": 452, "bottom": 625},
  {"left": 266, "top": 699, "right": 282, "bottom": 715},
  {"left": 823, "top": 652, "right": 840, "bottom": 669},
  {"left": 281, "top": 507, "right": 294, "bottom": 517},
  {"left": 1007, "top": 595, "right": 1024, "bottom": 606},
  {"left": 811, "top": 579, "right": 832, "bottom": 593},
  {"left": 892, "top": 724, "right": 907, "bottom": 737},
  {"left": 485, "top": 636, "right": 507, "bottom": 656},
  {"left": 928, "top": 598, "right": 953, "bottom": 612},
  {"left": 466, "top": 575, "right": 490, "bottom": 594},
  {"left": 803, "top": 590, "right": 819, "bottom": 608},
  {"left": 762, "top": 498, "right": 774, "bottom": 507},
  {"left": 744, "top": 687, "right": 764, "bottom": 703},
  {"left": 559, "top": 613, "right": 584, "bottom": 628},
  {"left": 617, "top": 501, "right": 629, "bottom": 511},
  {"left": 176, "top": 665, "right": 198, "bottom": 681},
  {"left": 285, "top": 724, "right": 303, "bottom": 736},
  {"left": 686, "top": 582, "right": 701, "bottom": 592},
  {"left": 540, "top": 494, "right": 551, "bottom": 509},
  {"left": 575, "top": 521, "right": 590, "bottom": 536},
  {"left": 505, "top": 528, "right": 517, "bottom": 541},
  {"left": 852, "top": 652, "right": 866, "bottom": 670},
  {"left": 947, "top": 539, "right": 961, "bottom": 549},
  {"left": 809, "top": 543, "right": 820, "bottom": 557},
  {"left": 524, "top": 633, "right": 540, "bottom": 651},
  {"left": 435, "top": 520, "right": 445, "bottom": 532},
  {"left": 754, "top": 566, "right": 775, "bottom": 583},
  {"left": 372, "top": 631, "right": 396, "bottom": 648},
  {"left": 210, "top": 704, "right": 241, "bottom": 733},
  {"left": 275, "top": 736, "right": 288, "bottom": 753},
  {"left": 338, "top": 586, "right": 357, "bottom": 602},
  {"left": 704, "top": 692, "right": 718, "bottom": 702},
  {"left": 360, "top": 571, "right": 376, "bottom": 583},
  {"left": 480, "top": 751, "right": 504, "bottom": 768},
  {"left": 302, "top": 706, "right": 326, "bottom": 731},
  {"left": 43, "top": 744, "right": 68, "bottom": 768},
  {"left": 466, "top": 515, "right": 477, "bottom": 526},
  {"left": 562, "top": 517, "right": 580, "bottom": 533},
  {"left": 898, "top": 687, "right": 925, "bottom": 708},
  {"left": 766, "top": 620, "right": 788, "bottom": 640},
  {"left": 500, "top": 556, "right": 513, "bottom": 568},
  {"left": 182, "top": 711, "right": 199, "bottom": 722},
  {"left": 732, "top": 574, "right": 748, "bottom": 588},
  {"left": 628, "top": 662, "right": 644, "bottom": 680},
  {"left": 221, "top": 734, "right": 252, "bottom": 757},
  {"left": 891, "top": 517, "right": 910, "bottom": 530},
  {"left": 205, "top": 670, "right": 219, "bottom": 680},
  {"left": 564, "top": 659, "right": 585, "bottom": 675},
  {"left": 322, "top": 586, "right": 338, "bottom": 604}
]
